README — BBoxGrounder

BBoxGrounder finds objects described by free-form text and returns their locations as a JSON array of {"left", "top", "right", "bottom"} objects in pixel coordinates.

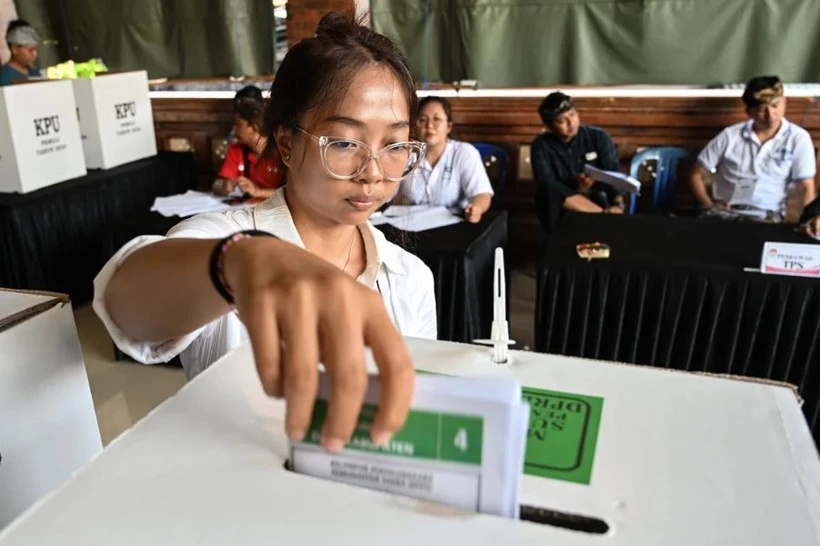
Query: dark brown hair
[
  {"left": 418, "top": 96, "right": 452, "bottom": 121},
  {"left": 262, "top": 12, "right": 417, "bottom": 155},
  {"left": 234, "top": 85, "right": 263, "bottom": 107},
  {"left": 235, "top": 97, "right": 264, "bottom": 131}
]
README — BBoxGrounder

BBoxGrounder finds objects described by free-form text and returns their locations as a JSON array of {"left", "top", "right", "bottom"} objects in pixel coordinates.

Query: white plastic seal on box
[
  {"left": 73, "top": 70, "right": 157, "bottom": 170},
  {"left": 0, "top": 338, "right": 818, "bottom": 545},
  {"left": 0, "top": 80, "right": 87, "bottom": 193},
  {"left": 0, "top": 289, "right": 102, "bottom": 530}
]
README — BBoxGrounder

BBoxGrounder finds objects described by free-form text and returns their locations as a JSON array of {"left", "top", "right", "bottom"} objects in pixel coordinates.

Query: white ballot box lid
[{"left": 0, "top": 338, "right": 818, "bottom": 545}]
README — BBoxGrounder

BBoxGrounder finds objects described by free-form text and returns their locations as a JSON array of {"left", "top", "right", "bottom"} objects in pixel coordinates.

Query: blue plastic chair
[
  {"left": 629, "top": 147, "right": 691, "bottom": 213},
  {"left": 472, "top": 143, "right": 509, "bottom": 209}
]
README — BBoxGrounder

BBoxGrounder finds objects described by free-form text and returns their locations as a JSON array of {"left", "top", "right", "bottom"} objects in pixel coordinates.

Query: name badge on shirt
[
  {"left": 729, "top": 179, "right": 755, "bottom": 205},
  {"left": 585, "top": 152, "right": 598, "bottom": 161}
]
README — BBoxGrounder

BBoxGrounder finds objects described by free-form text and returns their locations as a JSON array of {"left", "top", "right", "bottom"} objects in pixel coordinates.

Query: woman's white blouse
[
  {"left": 93, "top": 189, "right": 438, "bottom": 379},
  {"left": 398, "top": 139, "right": 494, "bottom": 209}
]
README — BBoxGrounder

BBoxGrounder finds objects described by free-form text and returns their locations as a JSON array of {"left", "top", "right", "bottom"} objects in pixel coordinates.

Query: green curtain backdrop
[
  {"left": 16, "top": 0, "right": 275, "bottom": 78},
  {"left": 371, "top": 0, "right": 820, "bottom": 87}
]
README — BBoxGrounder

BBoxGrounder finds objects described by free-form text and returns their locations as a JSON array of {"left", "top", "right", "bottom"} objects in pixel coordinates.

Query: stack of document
[
  {"left": 370, "top": 205, "right": 463, "bottom": 232},
  {"left": 150, "top": 190, "right": 247, "bottom": 218},
  {"left": 584, "top": 164, "right": 641, "bottom": 194},
  {"left": 291, "top": 372, "right": 529, "bottom": 518}
]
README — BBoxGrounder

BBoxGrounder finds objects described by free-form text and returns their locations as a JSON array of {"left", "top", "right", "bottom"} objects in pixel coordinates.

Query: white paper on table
[
  {"left": 382, "top": 204, "right": 438, "bottom": 217},
  {"left": 584, "top": 164, "right": 641, "bottom": 194},
  {"left": 150, "top": 190, "right": 247, "bottom": 218},
  {"left": 367, "top": 211, "right": 392, "bottom": 226},
  {"left": 385, "top": 206, "right": 463, "bottom": 232},
  {"left": 730, "top": 207, "right": 768, "bottom": 219}
]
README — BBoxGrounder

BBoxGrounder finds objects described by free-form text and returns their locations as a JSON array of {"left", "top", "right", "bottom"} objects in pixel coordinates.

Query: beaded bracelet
[{"left": 209, "top": 230, "right": 275, "bottom": 305}]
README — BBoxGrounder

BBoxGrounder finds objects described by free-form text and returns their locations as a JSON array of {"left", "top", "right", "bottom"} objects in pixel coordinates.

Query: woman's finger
[
  {"left": 236, "top": 291, "right": 282, "bottom": 397},
  {"left": 278, "top": 281, "right": 321, "bottom": 442},
  {"left": 319, "top": 282, "right": 368, "bottom": 452},
  {"left": 364, "top": 299, "right": 414, "bottom": 446}
]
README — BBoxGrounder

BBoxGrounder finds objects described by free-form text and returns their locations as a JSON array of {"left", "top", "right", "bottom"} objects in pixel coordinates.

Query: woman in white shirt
[
  {"left": 396, "top": 96, "right": 494, "bottom": 223},
  {"left": 93, "top": 13, "right": 435, "bottom": 453}
]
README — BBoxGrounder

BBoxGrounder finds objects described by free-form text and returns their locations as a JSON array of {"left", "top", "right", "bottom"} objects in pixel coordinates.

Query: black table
[
  {"left": 0, "top": 152, "right": 196, "bottom": 304},
  {"left": 536, "top": 212, "right": 820, "bottom": 443},
  {"left": 379, "top": 210, "right": 508, "bottom": 342},
  {"left": 107, "top": 209, "right": 507, "bottom": 345}
]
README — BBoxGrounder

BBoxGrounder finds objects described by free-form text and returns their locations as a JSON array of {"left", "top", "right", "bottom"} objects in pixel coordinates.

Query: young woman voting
[
  {"left": 93, "top": 14, "right": 436, "bottom": 454},
  {"left": 395, "top": 97, "right": 494, "bottom": 223}
]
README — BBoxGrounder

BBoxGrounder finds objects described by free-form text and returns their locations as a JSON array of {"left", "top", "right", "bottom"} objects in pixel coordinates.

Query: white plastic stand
[{"left": 473, "top": 247, "right": 515, "bottom": 364}]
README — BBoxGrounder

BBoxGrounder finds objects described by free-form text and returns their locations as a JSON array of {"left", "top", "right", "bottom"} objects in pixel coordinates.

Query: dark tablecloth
[
  {"left": 106, "top": 209, "right": 508, "bottom": 344},
  {"left": 0, "top": 152, "right": 196, "bottom": 304},
  {"left": 379, "top": 210, "right": 508, "bottom": 342},
  {"left": 536, "top": 212, "right": 820, "bottom": 442}
]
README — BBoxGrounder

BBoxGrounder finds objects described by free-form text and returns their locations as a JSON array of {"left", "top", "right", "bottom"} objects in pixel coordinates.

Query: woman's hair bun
[{"left": 315, "top": 12, "right": 356, "bottom": 38}]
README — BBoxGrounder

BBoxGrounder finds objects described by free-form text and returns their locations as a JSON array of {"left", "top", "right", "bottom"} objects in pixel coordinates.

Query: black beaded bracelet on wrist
[{"left": 208, "top": 230, "right": 276, "bottom": 305}]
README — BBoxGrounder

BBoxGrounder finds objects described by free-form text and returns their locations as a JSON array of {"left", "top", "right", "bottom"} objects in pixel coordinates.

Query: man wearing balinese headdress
[
  {"left": 531, "top": 91, "right": 626, "bottom": 233},
  {"left": 690, "top": 75, "right": 816, "bottom": 222},
  {"left": 1, "top": 20, "right": 42, "bottom": 86}
]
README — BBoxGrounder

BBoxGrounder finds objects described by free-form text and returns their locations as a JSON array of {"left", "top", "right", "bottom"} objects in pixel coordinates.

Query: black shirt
[{"left": 531, "top": 125, "right": 620, "bottom": 232}]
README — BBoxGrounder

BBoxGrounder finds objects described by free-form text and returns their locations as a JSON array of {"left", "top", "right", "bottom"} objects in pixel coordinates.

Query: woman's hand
[
  {"left": 236, "top": 177, "right": 271, "bottom": 197},
  {"left": 464, "top": 193, "right": 492, "bottom": 223},
  {"left": 213, "top": 178, "right": 237, "bottom": 196},
  {"left": 223, "top": 236, "right": 415, "bottom": 453},
  {"left": 464, "top": 203, "right": 482, "bottom": 223}
]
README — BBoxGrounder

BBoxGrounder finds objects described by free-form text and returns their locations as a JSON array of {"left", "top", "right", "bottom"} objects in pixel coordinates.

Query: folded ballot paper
[
  {"left": 290, "top": 372, "right": 529, "bottom": 518},
  {"left": 584, "top": 164, "right": 641, "bottom": 195}
]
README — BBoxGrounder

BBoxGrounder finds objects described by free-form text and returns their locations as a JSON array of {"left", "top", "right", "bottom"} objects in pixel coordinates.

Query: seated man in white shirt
[
  {"left": 689, "top": 76, "right": 816, "bottom": 222},
  {"left": 395, "top": 97, "right": 494, "bottom": 223}
]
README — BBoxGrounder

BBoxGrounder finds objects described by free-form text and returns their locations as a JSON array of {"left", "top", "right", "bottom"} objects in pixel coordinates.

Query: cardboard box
[
  {"left": 0, "top": 80, "right": 87, "bottom": 193},
  {"left": 1, "top": 338, "right": 818, "bottom": 544},
  {"left": 73, "top": 70, "right": 158, "bottom": 170},
  {"left": 0, "top": 290, "right": 102, "bottom": 530}
]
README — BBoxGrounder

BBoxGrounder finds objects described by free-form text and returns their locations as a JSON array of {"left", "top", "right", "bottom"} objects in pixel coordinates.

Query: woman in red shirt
[{"left": 213, "top": 98, "right": 285, "bottom": 199}]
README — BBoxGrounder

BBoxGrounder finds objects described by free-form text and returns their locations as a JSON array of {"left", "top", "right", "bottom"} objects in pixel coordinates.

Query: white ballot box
[
  {"left": 0, "top": 289, "right": 102, "bottom": 530},
  {"left": 0, "top": 80, "right": 87, "bottom": 193},
  {"left": 0, "top": 338, "right": 818, "bottom": 545},
  {"left": 73, "top": 70, "right": 157, "bottom": 169}
]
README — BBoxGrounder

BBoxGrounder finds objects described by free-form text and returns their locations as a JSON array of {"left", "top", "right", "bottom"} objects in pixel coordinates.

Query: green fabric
[
  {"left": 16, "top": 0, "right": 274, "bottom": 78},
  {"left": 371, "top": 0, "right": 820, "bottom": 87}
]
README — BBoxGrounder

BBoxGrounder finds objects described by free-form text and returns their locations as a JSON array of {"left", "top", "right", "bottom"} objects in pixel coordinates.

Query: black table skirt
[
  {"left": 106, "top": 209, "right": 507, "bottom": 344},
  {"left": 0, "top": 152, "right": 196, "bottom": 304},
  {"left": 379, "top": 210, "right": 508, "bottom": 342},
  {"left": 536, "top": 212, "right": 820, "bottom": 443}
]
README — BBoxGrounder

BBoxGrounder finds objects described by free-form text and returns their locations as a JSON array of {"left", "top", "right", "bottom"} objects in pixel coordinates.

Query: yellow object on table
[
  {"left": 45, "top": 58, "right": 108, "bottom": 80},
  {"left": 576, "top": 242, "right": 610, "bottom": 260}
]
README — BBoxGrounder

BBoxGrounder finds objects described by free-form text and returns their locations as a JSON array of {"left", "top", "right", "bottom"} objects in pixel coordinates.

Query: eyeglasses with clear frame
[
  {"left": 416, "top": 115, "right": 448, "bottom": 127},
  {"left": 295, "top": 126, "right": 426, "bottom": 181}
]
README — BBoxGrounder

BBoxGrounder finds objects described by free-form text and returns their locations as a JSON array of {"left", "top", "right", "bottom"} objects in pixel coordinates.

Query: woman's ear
[
  {"left": 275, "top": 126, "right": 294, "bottom": 165},
  {"left": 446, "top": 120, "right": 454, "bottom": 136}
]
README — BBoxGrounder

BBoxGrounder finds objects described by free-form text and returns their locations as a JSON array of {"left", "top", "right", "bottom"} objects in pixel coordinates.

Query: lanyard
[{"left": 423, "top": 149, "right": 455, "bottom": 205}]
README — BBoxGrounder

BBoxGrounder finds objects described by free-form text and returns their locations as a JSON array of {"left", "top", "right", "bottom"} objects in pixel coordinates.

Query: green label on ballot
[
  {"left": 305, "top": 400, "right": 483, "bottom": 466},
  {"left": 522, "top": 387, "right": 603, "bottom": 485}
]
